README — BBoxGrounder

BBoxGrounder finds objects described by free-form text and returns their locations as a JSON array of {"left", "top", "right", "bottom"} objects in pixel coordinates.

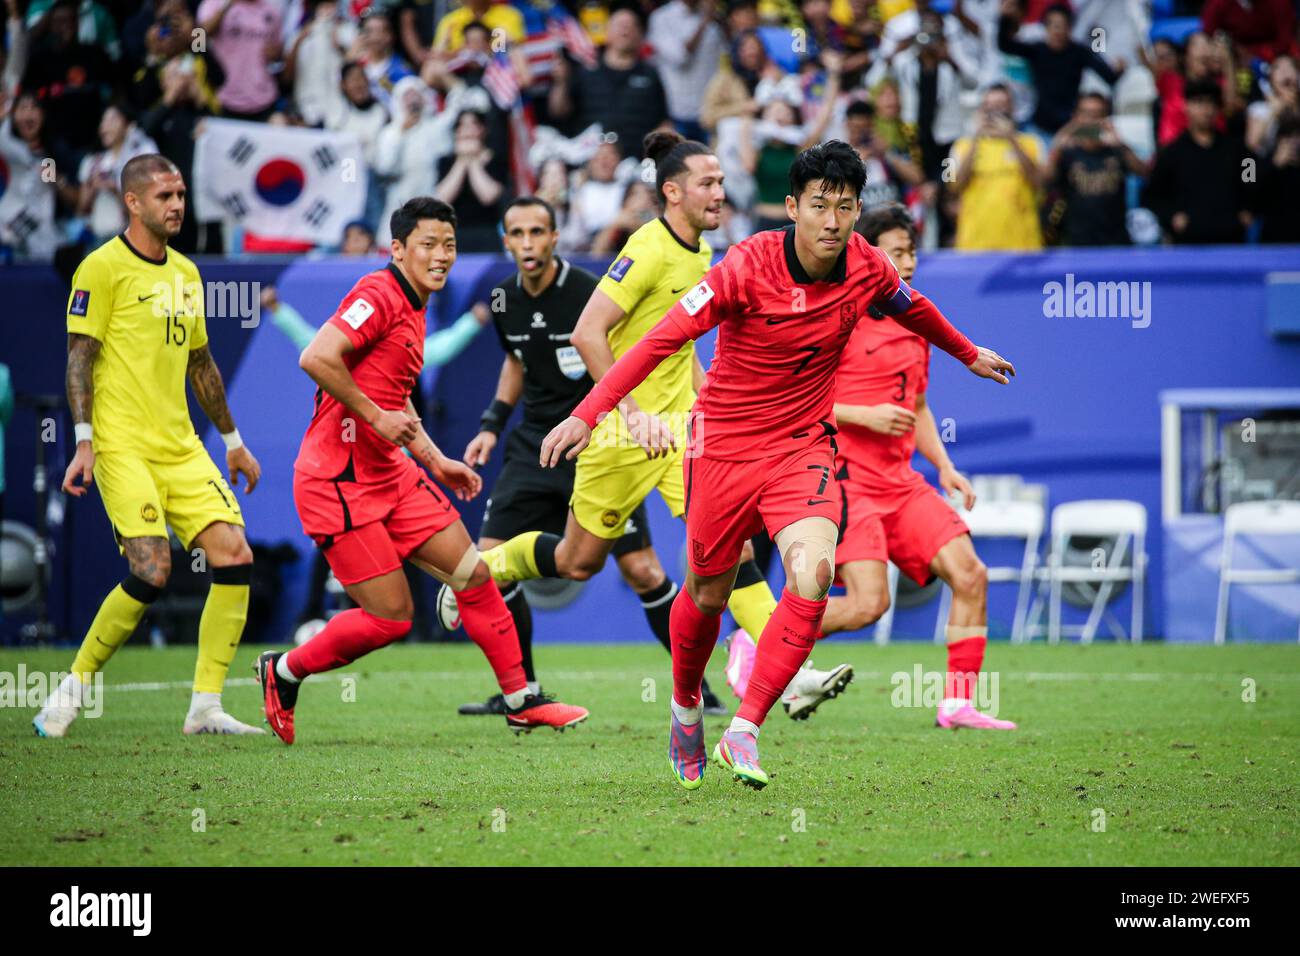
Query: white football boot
[
  {"left": 182, "top": 693, "right": 265, "bottom": 735},
  {"left": 781, "top": 662, "right": 854, "bottom": 720},
  {"left": 33, "top": 673, "right": 85, "bottom": 738}
]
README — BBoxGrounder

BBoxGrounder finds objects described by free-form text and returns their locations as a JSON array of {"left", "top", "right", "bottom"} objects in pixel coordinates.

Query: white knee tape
[
  {"left": 447, "top": 545, "right": 482, "bottom": 591},
  {"left": 774, "top": 517, "right": 838, "bottom": 600}
]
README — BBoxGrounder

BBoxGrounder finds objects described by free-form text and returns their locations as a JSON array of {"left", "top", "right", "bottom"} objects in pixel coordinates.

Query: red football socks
[
  {"left": 285, "top": 608, "right": 411, "bottom": 677},
  {"left": 945, "top": 635, "right": 987, "bottom": 700},
  {"left": 669, "top": 587, "right": 722, "bottom": 707},
  {"left": 736, "top": 590, "right": 826, "bottom": 726},
  {"left": 456, "top": 578, "right": 528, "bottom": 695}
]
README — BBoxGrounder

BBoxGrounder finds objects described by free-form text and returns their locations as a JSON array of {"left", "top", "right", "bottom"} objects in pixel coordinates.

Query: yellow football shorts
[
  {"left": 570, "top": 413, "right": 687, "bottom": 539},
  {"left": 94, "top": 444, "right": 244, "bottom": 550}
]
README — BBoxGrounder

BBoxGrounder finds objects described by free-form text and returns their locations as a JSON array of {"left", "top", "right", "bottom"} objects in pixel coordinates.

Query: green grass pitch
[{"left": 2, "top": 642, "right": 1297, "bottom": 866}]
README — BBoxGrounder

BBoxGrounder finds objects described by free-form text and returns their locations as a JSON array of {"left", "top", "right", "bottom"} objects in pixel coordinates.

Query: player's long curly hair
[{"left": 643, "top": 130, "right": 712, "bottom": 207}]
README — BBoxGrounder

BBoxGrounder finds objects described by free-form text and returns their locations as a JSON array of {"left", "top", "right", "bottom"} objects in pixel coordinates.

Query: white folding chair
[
  {"left": 1028, "top": 500, "right": 1148, "bottom": 643},
  {"left": 931, "top": 499, "right": 1045, "bottom": 644},
  {"left": 1214, "top": 500, "right": 1300, "bottom": 644}
]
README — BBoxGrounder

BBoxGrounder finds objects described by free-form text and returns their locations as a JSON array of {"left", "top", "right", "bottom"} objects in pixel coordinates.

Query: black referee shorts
[{"left": 480, "top": 428, "right": 652, "bottom": 558}]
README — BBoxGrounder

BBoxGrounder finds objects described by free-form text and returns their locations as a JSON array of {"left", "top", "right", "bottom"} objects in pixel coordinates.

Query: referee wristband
[
  {"left": 221, "top": 429, "right": 243, "bottom": 451},
  {"left": 74, "top": 422, "right": 93, "bottom": 445},
  {"left": 479, "top": 399, "right": 514, "bottom": 436}
]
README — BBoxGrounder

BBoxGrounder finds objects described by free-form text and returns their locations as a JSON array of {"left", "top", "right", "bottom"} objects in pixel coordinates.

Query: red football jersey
[
  {"left": 572, "top": 226, "right": 977, "bottom": 461},
  {"left": 295, "top": 263, "right": 427, "bottom": 483},
  {"left": 834, "top": 313, "right": 932, "bottom": 492}
]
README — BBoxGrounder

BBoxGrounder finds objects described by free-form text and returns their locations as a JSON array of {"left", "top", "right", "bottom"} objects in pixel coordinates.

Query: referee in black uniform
[{"left": 448, "top": 196, "right": 726, "bottom": 716}]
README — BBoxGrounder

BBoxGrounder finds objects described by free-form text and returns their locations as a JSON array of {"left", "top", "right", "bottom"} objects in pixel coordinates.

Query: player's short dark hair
[
  {"left": 1184, "top": 78, "right": 1223, "bottom": 106},
  {"left": 856, "top": 202, "right": 916, "bottom": 246},
  {"left": 788, "top": 139, "right": 866, "bottom": 204},
  {"left": 390, "top": 196, "right": 457, "bottom": 243},
  {"left": 643, "top": 129, "right": 713, "bottom": 204},
  {"left": 502, "top": 195, "right": 558, "bottom": 231},
  {"left": 120, "top": 154, "right": 181, "bottom": 196}
]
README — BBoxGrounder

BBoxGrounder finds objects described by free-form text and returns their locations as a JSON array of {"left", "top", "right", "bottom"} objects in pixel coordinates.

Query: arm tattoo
[
  {"left": 67, "top": 333, "right": 102, "bottom": 426},
  {"left": 187, "top": 345, "right": 237, "bottom": 434}
]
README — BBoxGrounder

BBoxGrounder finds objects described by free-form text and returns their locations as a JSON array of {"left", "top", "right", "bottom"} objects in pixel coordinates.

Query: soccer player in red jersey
[
  {"left": 828, "top": 203, "right": 1015, "bottom": 729},
  {"left": 730, "top": 202, "right": 1017, "bottom": 730},
  {"left": 541, "top": 143, "right": 1015, "bottom": 789},
  {"left": 254, "top": 197, "right": 588, "bottom": 744}
]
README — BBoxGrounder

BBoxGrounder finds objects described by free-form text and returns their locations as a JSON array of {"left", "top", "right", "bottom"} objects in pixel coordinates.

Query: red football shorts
[
  {"left": 835, "top": 476, "right": 969, "bottom": 585},
  {"left": 684, "top": 440, "right": 842, "bottom": 577},
  {"left": 294, "top": 458, "right": 460, "bottom": 585}
]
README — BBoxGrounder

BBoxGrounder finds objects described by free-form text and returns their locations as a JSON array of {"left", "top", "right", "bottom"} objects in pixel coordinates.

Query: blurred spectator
[
  {"left": 436, "top": 108, "right": 508, "bottom": 250},
  {"left": 373, "top": 75, "right": 455, "bottom": 245},
  {"left": 648, "top": 0, "right": 726, "bottom": 142},
  {"left": 434, "top": 0, "right": 524, "bottom": 54},
  {"left": 700, "top": 27, "right": 769, "bottom": 134},
  {"left": 1144, "top": 80, "right": 1255, "bottom": 244},
  {"left": 77, "top": 104, "right": 159, "bottom": 245},
  {"left": 1246, "top": 55, "right": 1299, "bottom": 157},
  {"left": 561, "top": 139, "right": 628, "bottom": 249},
  {"left": 1148, "top": 32, "right": 1240, "bottom": 149},
  {"left": 844, "top": 97, "right": 923, "bottom": 209},
  {"left": 340, "top": 220, "right": 377, "bottom": 255},
  {"left": 839, "top": 0, "right": 883, "bottom": 87},
  {"left": 0, "top": 92, "right": 70, "bottom": 260},
  {"left": 129, "top": 0, "right": 223, "bottom": 116},
  {"left": 534, "top": 156, "right": 572, "bottom": 236},
  {"left": 1201, "top": 0, "right": 1297, "bottom": 64},
  {"left": 25, "top": 0, "right": 120, "bottom": 60},
  {"left": 949, "top": 82, "right": 1045, "bottom": 249},
  {"left": 3, "top": 0, "right": 27, "bottom": 102},
  {"left": 741, "top": 50, "right": 842, "bottom": 230},
  {"left": 547, "top": 8, "right": 668, "bottom": 156},
  {"left": 797, "top": 0, "right": 845, "bottom": 71},
  {"left": 138, "top": 56, "right": 216, "bottom": 252},
  {"left": 286, "top": 0, "right": 358, "bottom": 127},
  {"left": 870, "top": 8, "right": 980, "bottom": 180},
  {"left": 590, "top": 178, "right": 657, "bottom": 254},
  {"left": 1044, "top": 92, "right": 1145, "bottom": 246},
  {"left": 354, "top": 8, "right": 414, "bottom": 110},
  {"left": 195, "top": 0, "right": 283, "bottom": 122},
  {"left": 1259, "top": 115, "right": 1300, "bottom": 243},
  {"left": 326, "top": 60, "right": 390, "bottom": 232},
  {"left": 20, "top": 0, "right": 116, "bottom": 151},
  {"left": 997, "top": 0, "right": 1124, "bottom": 135}
]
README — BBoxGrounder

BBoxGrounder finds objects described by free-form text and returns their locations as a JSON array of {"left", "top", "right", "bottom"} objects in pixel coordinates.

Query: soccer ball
[{"left": 293, "top": 618, "right": 328, "bottom": 645}]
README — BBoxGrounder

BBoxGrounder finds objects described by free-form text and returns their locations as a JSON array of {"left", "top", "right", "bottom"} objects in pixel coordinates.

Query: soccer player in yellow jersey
[
  {"left": 444, "top": 132, "right": 782, "bottom": 713},
  {"left": 34, "top": 154, "right": 264, "bottom": 738}
]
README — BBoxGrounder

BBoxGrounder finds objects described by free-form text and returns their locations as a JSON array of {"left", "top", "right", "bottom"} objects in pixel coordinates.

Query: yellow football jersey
[
  {"left": 595, "top": 216, "right": 711, "bottom": 419},
  {"left": 66, "top": 235, "right": 208, "bottom": 461}
]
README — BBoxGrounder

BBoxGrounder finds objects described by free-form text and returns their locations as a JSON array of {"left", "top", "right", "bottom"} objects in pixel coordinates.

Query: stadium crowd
[{"left": 1, "top": 0, "right": 1299, "bottom": 262}]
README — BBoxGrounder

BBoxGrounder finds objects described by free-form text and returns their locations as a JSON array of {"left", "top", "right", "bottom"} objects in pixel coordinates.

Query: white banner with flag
[{"left": 193, "top": 119, "right": 366, "bottom": 245}]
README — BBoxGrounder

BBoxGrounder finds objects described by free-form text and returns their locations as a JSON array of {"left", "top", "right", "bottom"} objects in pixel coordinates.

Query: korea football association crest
[{"left": 838, "top": 301, "right": 857, "bottom": 334}]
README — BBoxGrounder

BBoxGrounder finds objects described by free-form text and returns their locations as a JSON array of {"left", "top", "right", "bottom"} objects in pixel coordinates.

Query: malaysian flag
[
  {"left": 482, "top": 52, "right": 537, "bottom": 195},
  {"left": 548, "top": 7, "right": 597, "bottom": 69}
]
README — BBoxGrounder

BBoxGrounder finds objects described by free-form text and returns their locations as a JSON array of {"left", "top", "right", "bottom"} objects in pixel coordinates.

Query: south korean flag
[{"left": 193, "top": 119, "right": 366, "bottom": 245}]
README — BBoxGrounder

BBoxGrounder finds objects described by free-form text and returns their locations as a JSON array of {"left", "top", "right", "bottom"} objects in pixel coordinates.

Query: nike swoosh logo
[
  {"left": 766, "top": 314, "right": 804, "bottom": 325},
  {"left": 807, "top": 498, "right": 831, "bottom": 506},
  {"left": 138, "top": 293, "right": 157, "bottom": 301},
  {"left": 671, "top": 286, "right": 689, "bottom": 294}
]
